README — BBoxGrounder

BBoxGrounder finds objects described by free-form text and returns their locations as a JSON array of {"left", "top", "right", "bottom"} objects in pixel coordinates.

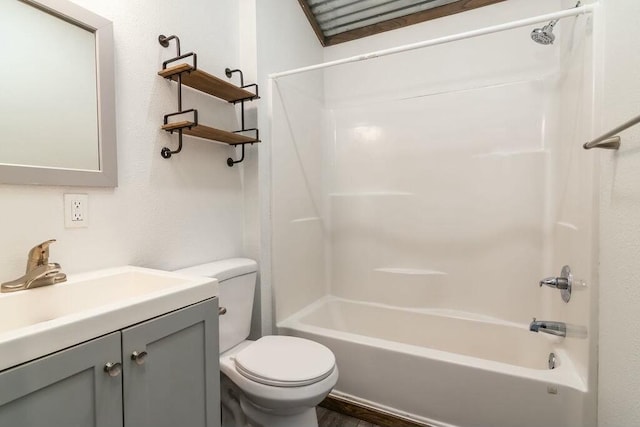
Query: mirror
[{"left": 0, "top": 0, "right": 116, "bottom": 187}]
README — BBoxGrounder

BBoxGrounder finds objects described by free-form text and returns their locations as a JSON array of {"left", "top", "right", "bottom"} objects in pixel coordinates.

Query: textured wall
[
  {"left": 0, "top": 0, "right": 247, "bottom": 279},
  {"left": 597, "top": 0, "right": 640, "bottom": 425},
  {"left": 255, "top": 0, "right": 325, "bottom": 326}
]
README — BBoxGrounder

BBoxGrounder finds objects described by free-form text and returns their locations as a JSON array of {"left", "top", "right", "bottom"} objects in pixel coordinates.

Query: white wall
[
  {"left": 597, "top": 0, "right": 640, "bottom": 425},
  {"left": 237, "top": 0, "right": 326, "bottom": 335},
  {"left": 254, "top": 1, "right": 324, "bottom": 329},
  {"left": 0, "top": 0, "right": 247, "bottom": 281}
]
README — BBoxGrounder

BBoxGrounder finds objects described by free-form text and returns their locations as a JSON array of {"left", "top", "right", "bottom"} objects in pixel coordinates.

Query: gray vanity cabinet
[
  {"left": 122, "top": 298, "right": 220, "bottom": 427},
  {"left": 0, "top": 331, "right": 123, "bottom": 427},
  {"left": 0, "top": 298, "right": 219, "bottom": 427}
]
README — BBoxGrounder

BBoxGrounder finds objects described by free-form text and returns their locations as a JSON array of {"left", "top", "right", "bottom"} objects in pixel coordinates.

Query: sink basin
[{"left": 0, "top": 266, "right": 217, "bottom": 371}]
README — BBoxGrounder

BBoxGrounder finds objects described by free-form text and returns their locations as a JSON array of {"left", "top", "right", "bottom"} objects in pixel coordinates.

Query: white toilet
[{"left": 176, "top": 258, "right": 338, "bottom": 427}]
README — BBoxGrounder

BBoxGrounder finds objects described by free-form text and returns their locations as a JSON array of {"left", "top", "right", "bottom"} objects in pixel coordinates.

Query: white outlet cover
[{"left": 64, "top": 194, "right": 89, "bottom": 228}]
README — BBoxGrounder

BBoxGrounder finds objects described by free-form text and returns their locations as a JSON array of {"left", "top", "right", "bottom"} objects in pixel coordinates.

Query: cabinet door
[
  {"left": 122, "top": 298, "right": 220, "bottom": 427},
  {"left": 0, "top": 332, "right": 123, "bottom": 427}
]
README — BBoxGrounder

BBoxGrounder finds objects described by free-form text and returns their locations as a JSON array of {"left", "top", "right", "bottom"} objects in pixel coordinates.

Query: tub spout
[{"left": 529, "top": 318, "right": 566, "bottom": 337}]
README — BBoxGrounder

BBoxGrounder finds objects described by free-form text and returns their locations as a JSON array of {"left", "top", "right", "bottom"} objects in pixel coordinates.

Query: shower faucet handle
[
  {"left": 539, "top": 265, "right": 572, "bottom": 303},
  {"left": 539, "top": 277, "right": 569, "bottom": 290}
]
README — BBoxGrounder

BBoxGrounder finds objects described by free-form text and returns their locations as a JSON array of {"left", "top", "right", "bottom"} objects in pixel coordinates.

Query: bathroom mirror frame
[{"left": 0, "top": 0, "right": 117, "bottom": 187}]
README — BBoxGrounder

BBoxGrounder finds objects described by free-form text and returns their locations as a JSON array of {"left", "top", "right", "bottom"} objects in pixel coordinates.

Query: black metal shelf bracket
[
  {"left": 227, "top": 128, "right": 259, "bottom": 167},
  {"left": 227, "top": 144, "right": 245, "bottom": 167},
  {"left": 158, "top": 34, "right": 179, "bottom": 53},
  {"left": 160, "top": 109, "right": 198, "bottom": 159},
  {"left": 225, "top": 68, "right": 260, "bottom": 167},
  {"left": 159, "top": 34, "right": 192, "bottom": 159},
  {"left": 161, "top": 131, "right": 182, "bottom": 159}
]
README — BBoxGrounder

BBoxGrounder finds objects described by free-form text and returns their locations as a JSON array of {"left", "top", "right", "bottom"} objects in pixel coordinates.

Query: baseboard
[{"left": 320, "top": 394, "right": 434, "bottom": 427}]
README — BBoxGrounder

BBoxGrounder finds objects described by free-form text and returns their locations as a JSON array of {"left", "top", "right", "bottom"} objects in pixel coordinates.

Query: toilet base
[
  {"left": 220, "top": 374, "right": 320, "bottom": 427},
  {"left": 240, "top": 398, "right": 318, "bottom": 427}
]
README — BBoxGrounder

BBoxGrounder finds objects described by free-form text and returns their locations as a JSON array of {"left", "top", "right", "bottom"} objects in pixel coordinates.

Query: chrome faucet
[
  {"left": 539, "top": 265, "right": 572, "bottom": 303},
  {"left": 1, "top": 240, "right": 67, "bottom": 293},
  {"left": 529, "top": 318, "right": 566, "bottom": 337}
]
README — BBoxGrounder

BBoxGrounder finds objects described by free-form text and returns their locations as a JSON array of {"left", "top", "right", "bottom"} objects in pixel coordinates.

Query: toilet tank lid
[{"left": 174, "top": 258, "right": 257, "bottom": 282}]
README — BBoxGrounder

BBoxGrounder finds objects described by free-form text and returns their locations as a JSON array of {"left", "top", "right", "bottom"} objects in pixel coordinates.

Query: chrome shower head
[{"left": 531, "top": 20, "right": 558, "bottom": 45}]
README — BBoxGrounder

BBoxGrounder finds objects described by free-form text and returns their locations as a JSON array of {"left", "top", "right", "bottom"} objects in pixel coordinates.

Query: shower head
[
  {"left": 530, "top": 20, "right": 558, "bottom": 45},
  {"left": 530, "top": 1, "right": 581, "bottom": 45}
]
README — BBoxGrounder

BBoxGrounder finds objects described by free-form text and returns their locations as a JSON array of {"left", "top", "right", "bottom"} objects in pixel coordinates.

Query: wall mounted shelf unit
[{"left": 157, "top": 34, "right": 259, "bottom": 166}]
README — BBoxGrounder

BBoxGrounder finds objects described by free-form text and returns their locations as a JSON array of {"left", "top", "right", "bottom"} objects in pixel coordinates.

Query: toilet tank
[{"left": 175, "top": 258, "right": 257, "bottom": 353}]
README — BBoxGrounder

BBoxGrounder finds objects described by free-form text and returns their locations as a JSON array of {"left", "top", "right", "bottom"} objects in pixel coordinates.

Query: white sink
[{"left": 0, "top": 266, "right": 218, "bottom": 371}]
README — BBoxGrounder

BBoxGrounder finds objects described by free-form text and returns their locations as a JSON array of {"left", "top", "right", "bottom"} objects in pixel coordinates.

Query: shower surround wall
[
  {"left": 325, "top": 77, "right": 549, "bottom": 321},
  {"left": 271, "top": 0, "right": 596, "bottom": 425}
]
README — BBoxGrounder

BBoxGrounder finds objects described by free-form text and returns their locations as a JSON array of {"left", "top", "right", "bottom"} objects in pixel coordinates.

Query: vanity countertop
[{"left": 0, "top": 266, "right": 217, "bottom": 371}]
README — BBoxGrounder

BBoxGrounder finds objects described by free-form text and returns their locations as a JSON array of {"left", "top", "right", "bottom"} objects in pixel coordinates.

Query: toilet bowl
[
  {"left": 175, "top": 259, "right": 338, "bottom": 427},
  {"left": 220, "top": 337, "right": 338, "bottom": 426}
]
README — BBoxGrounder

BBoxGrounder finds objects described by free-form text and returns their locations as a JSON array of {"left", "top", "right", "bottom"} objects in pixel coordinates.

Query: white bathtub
[{"left": 278, "top": 296, "right": 588, "bottom": 427}]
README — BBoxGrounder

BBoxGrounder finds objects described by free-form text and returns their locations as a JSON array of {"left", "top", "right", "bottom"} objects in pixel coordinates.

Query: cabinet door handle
[
  {"left": 104, "top": 362, "right": 122, "bottom": 377},
  {"left": 131, "top": 350, "right": 148, "bottom": 365},
  {"left": 219, "top": 307, "right": 227, "bottom": 315}
]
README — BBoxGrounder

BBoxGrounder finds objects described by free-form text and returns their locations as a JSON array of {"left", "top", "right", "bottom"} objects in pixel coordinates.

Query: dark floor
[{"left": 317, "top": 406, "right": 382, "bottom": 427}]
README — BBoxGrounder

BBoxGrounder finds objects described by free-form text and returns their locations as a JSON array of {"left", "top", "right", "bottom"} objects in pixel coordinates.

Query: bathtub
[{"left": 278, "top": 296, "right": 588, "bottom": 427}]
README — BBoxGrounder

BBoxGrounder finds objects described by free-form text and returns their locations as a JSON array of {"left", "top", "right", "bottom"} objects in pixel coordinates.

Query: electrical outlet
[{"left": 64, "top": 194, "right": 89, "bottom": 228}]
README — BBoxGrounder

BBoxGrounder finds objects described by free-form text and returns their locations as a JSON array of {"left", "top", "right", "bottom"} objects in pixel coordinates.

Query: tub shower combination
[
  {"left": 280, "top": 297, "right": 586, "bottom": 427},
  {"left": 270, "top": 2, "right": 598, "bottom": 427}
]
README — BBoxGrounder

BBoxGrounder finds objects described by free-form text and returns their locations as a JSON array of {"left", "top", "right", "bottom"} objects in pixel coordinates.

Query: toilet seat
[
  {"left": 220, "top": 338, "right": 339, "bottom": 413},
  {"left": 233, "top": 336, "right": 336, "bottom": 387}
]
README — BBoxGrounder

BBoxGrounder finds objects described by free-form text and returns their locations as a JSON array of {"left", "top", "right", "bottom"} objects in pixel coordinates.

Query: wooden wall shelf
[
  {"left": 157, "top": 34, "right": 259, "bottom": 165},
  {"left": 158, "top": 64, "right": 257, "bottom": 103},
  {"left": 162, "top": 121, "right": 259, "bottom": 145}
]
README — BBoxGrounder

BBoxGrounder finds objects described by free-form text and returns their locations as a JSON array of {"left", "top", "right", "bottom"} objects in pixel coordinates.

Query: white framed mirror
[{"left": 0, "top": 0, "right": 117, "bottom": 187}]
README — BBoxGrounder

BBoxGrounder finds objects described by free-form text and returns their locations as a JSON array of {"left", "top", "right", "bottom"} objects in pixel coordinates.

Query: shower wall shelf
[{"left": 157, "top": 34, "right": 260, "bottom": 166}]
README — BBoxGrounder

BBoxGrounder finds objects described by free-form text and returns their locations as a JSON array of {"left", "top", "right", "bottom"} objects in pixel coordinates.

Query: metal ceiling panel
[
  {"left": 297, "top": 0, "right": 507, "bottom": 46},
  {"left": 308, "top": 0, "right": 460, "bottom": 36}
]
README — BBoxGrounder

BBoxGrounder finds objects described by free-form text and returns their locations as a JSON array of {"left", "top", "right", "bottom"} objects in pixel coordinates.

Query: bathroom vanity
[{"left": 0, "top": 267, "right": 220, "bottom": 427}]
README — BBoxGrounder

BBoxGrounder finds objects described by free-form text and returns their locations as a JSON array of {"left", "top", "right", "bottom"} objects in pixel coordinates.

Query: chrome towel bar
[{"left": 583, "top": 113, "right": 640, "bottom": 150}]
